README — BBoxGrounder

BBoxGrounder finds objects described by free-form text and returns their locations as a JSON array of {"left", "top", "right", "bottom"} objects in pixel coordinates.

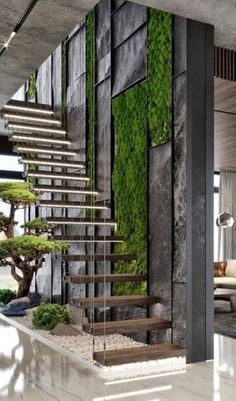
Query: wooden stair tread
[
  {"left": 46, "top": 217, "right": 116, "bottom": 226},
  {"left": 51, "top": 235, "right": 123, "bottom": 242},
  {"left": 33, "top": 185, "right": 98, "bottom": 195},
  {"left": 93, "top": 344, "right": 185, "bottom": 366},
  {"left": 6, "top": 121, "right": 66, "bottom": 136},
  {"left": 21, "top": 157, "right": 85, "bottom": 168},
  {"left": 73, "top": 295, "right": 161, "bottom": 308},
  {"left": 83, "top": 317, "right": 170, "bottom": 335},
  {"left": 65, "top": 273, "right": 146, "bottom": 284},
  {"left": 27, "top": 171, "right": 88, "bottom": 179},
  {"left": 5, "top": 99, "right": 53, "bottom": 111},
  {"left": 4, "top": 113, "right": 61, "bottom": 127},
  {"left": 39, "top": 200, "right": 107, "bottom": 209},
  {"left": 15, "top": 144, "right": 80, "bottom": 154},
  {"left": 63, "top": 254, "right": 135, "bottom": 262}
]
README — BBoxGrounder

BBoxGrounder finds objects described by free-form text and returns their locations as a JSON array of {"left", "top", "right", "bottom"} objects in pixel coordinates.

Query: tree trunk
[
  {"left": 16, "top": 272, "right": 34, "bottom": 298},
  {"left": 6, "top": 204, "right": 15, "bottom": 238}
]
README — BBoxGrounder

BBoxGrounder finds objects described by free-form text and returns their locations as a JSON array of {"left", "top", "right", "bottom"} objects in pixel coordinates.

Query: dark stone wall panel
[
  {"left": 112, "top": 0, "right": 125, "bottom": 11},
  {"left": 149, "top": 143, "right": 172, "bottom": 344},
  {"left": 112, "top": 26, "right": 147, "bottom": 97},
  {"left": 173, "top": 16, "right": 187, "bottom": 76},
  {"left": 172, "top": 283, "right": 186, "bottom": 346},
  {"left": 66, "top": 27, "right": 87, "bottom": 302},
  {"left": 112, "top": 2, "right": 147, "bottom": 49},
  {"left": 173, "top": 72, "right": 187, "bottom": 285},
  {"left": 52, "top": 44, "right": 62, "bottom": 115},
  {"left": 96, "top": 0, "right": 111, "bottom": 62},
  {"left": 96, "top": 79, "right": 111, "bottom": 200},
  {"left": 36, "top": 55, "right": 52, "bottom": 105},
  {"left": 68, "top": 27, "right": 86, "bottom": 82}
]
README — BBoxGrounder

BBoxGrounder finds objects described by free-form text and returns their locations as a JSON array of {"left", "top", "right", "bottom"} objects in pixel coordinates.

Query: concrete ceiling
[
  {"left": 133, "top": 0, "right": 236, "bottom": 50},
  {"left": 0, "top": 0, "right": 99, "bottom": 108},
  {"left": 1, "top": 0, "right": 236, "bottom": 109}
]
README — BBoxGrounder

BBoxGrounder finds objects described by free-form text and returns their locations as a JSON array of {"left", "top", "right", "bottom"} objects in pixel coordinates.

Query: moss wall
[
  {"left": 112, "top": 84, "right": 148, "bottom": 295},
  {"left": 148, "top": 9, "right": 172, "bottom": 145}
]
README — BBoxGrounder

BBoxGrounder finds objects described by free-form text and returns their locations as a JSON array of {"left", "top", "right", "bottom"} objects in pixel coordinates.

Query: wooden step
[
  {"left": 6, "top": 121, "right": 66, "bottom": 136},
  {"left": 63, "top": 254, "right": 134, "bottom": 262},
  {"left": 10, "top": 133, "right": 71, "bottom": 146},
  {"left": 20, "top": 157, "right": 85, "bottom": 169},
  {"left": 3, "top": 111, "right": 61, "bottom": 127},
  {"left": 83, "top": 317, "right": 170, "bottom": 335},
  {"left": 4, "top": 99, "right": 53, "bottom": 112},
  {"left": 93, "top": 344, "right": 186, "bottom": 366},
  {"left": 15, "top": 144, "right": 79, "bottom": 156},
  {"left": 65, "top": 273, "right": 146, "bottom": 284},
  {"left": 39, "top": 200, "right": 108, "bottom": 210},
  {"left": 33, "top": 185, "right": 99, "bottom": 195},
  {"left": 26, "top": 170, "right": 89, "bottom": 182},
  {"left": 50, "top": 235, "right": 123, "bottom": 242},
  {"left": 72, "top": 295, "right": 161, "bottom": 308},
  {"left": 46, "top": 217, "right": 117, "bottom": 227}
]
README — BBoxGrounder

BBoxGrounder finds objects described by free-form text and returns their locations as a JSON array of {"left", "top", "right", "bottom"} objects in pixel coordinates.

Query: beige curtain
[{"left": 218, "top": 172, "right": 236, "bottom": 260}]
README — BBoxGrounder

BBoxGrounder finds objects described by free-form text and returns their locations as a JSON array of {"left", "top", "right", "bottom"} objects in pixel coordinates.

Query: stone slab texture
[
  {"left": 149, "top": 143, "right": 172, "bottom": 344},
  {"left": 66, "top": 23, "right": 87, "bottom": 302}
]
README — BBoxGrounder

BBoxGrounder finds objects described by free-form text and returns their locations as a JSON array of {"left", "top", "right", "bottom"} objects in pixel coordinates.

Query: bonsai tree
[{"left": 0, "top": 182, "right": 69, "bottom": 298}]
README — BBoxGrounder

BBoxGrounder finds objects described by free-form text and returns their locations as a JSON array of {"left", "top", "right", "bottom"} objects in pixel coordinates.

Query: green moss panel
[
  {"left": 112, "top": 83, "right": 148, "bottom": 295},
  {"left": 148, "top": 9, "right": 172, "bottom": 145},
  {"left": 86, "top": 10, "right": 95, "bottom": 184}
]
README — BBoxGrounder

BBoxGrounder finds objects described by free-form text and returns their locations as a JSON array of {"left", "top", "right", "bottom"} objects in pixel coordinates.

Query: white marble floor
[{"left": 0, "top": 318, "right": 235, "bottom": 401}]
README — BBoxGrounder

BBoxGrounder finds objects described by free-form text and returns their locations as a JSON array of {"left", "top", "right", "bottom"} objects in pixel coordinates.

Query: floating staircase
[{"left": 1, "top": 99, "right": 185, "bottom": 366}]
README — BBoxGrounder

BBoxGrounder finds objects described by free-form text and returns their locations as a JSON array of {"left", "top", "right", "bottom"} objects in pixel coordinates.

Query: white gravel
[{"left": 11, "top": 315, "right": 146, "bottom": 362}]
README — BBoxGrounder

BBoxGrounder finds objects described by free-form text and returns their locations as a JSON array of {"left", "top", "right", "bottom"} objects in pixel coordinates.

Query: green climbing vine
[
  {"left": 112, "top": 84, "right": 148, "bottom": 295},
  {"left": 28, "top": 73, "right": 37, "bottom": 100},
  {"left": 148, "top": 9, "right": 172, "bottom": 145}
]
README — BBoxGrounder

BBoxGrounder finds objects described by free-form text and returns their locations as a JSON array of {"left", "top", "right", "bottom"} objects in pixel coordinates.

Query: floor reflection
[{"left": 1, "top": 317, "right": 236, "bottom": 401}]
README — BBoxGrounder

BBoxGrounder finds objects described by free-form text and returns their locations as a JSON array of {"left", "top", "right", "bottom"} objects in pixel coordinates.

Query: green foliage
[
  {"left": 28, "top": 73, "right": 37, "bottom": 100},
  {"left": 148, "top": 9, "right": 172, "bottom": 145},
  {"left": 112, "top": 84, "right": 148, "bottom": 295},
  {"left": 22, "top": 218, "right": 54, "bottom": 235},
  {"left": 86, "top": 10, "right": 95, "bottom": 184},
  {"left": 0, "top": 235, "right": 69, "bottom": 260},
  {"left": 32, "top": 303, "right": 71, "bottom": 330},
  {"left": 0, "top": 289, "right": 16, "bottom": 305},
  {"left": 0, "top": 182, "right": 38, "bottom": 206}
]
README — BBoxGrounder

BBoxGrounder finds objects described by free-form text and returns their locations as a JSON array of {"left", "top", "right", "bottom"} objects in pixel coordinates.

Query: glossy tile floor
[{"left": 0, "top": 318, "right": 235, "bottom": 401}]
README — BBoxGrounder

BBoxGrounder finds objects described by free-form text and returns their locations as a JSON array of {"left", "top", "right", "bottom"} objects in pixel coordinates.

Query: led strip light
[
  {"left": 38, "top": 203, "right": 107, "bottom": 210},
  {"left": 4, "top": 113, "right": 61, "bottom": 126},
  {"left": 11, "top": 134, "right": 70, "bottom": 145},
  {"left": 33, "top": 186, "right": 99, "bottom": 195},
  {"left": 20, "top": 158, "right": 85, "bottom": 169},
  {"left": 8, "top": 123, "right": 66, "bottom": 135},
  {"left": 46, "top": 219, "right": 117, "bottom": 228},
  {"left": 27, "top": 172, "right": 90, "bottom": 181},
  {"left": 4, "top": 104, "right": 53, "bottom": 115},
  {"left": 15, "top": 146, "right": 77, "bottom": 156}
]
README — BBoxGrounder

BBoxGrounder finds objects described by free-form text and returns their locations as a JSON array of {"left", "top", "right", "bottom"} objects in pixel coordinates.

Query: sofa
[{"left": 214, "top": 260, "right": 236, "bottom": 289}]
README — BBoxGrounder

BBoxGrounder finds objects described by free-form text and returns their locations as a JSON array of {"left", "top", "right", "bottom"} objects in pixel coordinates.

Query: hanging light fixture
[{"left": 216, "top": 212, "right": 234, "bottom": 228}]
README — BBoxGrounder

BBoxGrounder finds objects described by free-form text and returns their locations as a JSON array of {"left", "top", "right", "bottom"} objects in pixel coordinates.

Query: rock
[
  {"left": 25, "top": 306, "right": 38, "bottom": 320},
  {"left": 67, "top": 304, "right": 88, "bottom": 325},
  {"left": 50, "top": 323, "right": 83, "bottom": 336},
  {"left": 28, "top": 292, "right": 49, "bottom": 306},
  {"left": 8, "top": 297, "right": 31, "bottom": 306}
]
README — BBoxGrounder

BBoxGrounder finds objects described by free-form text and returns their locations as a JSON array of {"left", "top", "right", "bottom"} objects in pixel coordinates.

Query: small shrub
[
  {"left": 0, "top": 289, "right": 16, "bottom": 305},
  {"left": 32, "top": 303, "right": 71, "bottom": 330}
]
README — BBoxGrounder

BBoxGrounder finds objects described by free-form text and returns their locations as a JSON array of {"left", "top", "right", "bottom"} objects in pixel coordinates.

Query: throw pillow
[
  {"left": 214, "top": 261, "right": 226, "bottom": 277},
  {"left": 225, "top": 259, "right": 236, "bottom": 277}
]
